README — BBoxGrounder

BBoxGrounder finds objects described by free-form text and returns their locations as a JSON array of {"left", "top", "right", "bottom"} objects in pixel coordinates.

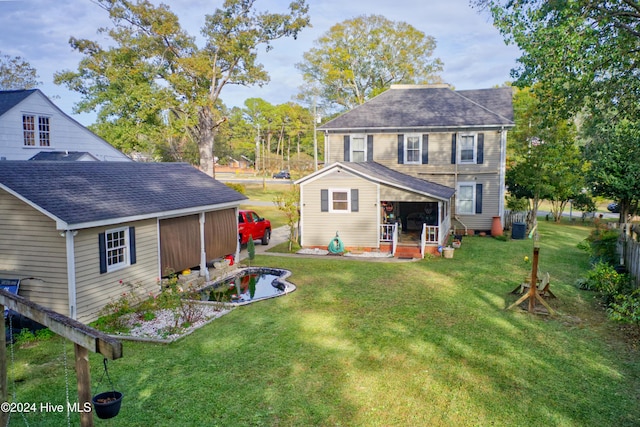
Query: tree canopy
[
  {"left": 473, "top": 0, "right": 640, "bottom": 118},
  {"left": 55, "top": 0, "right": 310, "bottom": 176},
  {"left": 0, "top": 51, "right": 39, "bottom": 90},
  {"left": 296, "top": 14, "right": 443, "bottom": 111}
]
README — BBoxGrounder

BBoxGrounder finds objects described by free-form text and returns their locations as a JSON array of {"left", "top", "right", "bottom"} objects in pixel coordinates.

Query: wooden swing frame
[{"left": 1, "top": 288, "right": 122, "bottom": 427}]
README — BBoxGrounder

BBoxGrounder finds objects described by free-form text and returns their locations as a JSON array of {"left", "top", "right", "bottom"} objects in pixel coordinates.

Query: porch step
[{"left": 394, "top": 245, "right": 422, "bottom": 259}]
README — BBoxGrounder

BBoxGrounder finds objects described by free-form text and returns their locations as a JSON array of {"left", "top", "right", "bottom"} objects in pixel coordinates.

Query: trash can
[{"left": 511, "top": 222, "right": 526, "bottom": 240}]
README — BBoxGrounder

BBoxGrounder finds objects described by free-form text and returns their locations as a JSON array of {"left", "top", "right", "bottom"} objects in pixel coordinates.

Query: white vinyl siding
[{"left": 0, "top": 91, "right": 131, "bottom": 161}]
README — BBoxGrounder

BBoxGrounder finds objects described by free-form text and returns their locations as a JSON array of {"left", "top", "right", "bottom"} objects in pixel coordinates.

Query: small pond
[{"left": 199, "top": 268, "right": 295, "bottom": 305}]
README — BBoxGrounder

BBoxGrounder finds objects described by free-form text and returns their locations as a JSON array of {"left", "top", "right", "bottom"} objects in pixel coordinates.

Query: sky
[{"left": 0, "top": 0, "right": 521, "bottom": 126}]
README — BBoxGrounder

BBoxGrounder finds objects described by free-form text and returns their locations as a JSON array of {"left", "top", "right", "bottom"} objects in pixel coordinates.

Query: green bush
[
  {"left": 582, "top": 226, "right": 620, "bottom": 265},
  {"left": 583, "top": 261, "right": 630, "bottom": 305},
  {"left": 225, "top": 182, "right": 246, "bottom": 195},
  {"left": 608, "top": 288, "right": 640, "bottom": 333}
]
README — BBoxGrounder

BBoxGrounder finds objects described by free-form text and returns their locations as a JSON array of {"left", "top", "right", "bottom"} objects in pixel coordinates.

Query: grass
[{"left": 5, "top": 221, "right": 640, "bottom": 426}]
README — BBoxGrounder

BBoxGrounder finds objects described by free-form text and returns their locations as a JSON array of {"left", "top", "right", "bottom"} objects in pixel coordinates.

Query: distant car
[
  {"left": 607, "top": 202, "right": 619, "bottom": 213},
  {"left": 272, "top": 170, "right": 290, "bottom": 179}
]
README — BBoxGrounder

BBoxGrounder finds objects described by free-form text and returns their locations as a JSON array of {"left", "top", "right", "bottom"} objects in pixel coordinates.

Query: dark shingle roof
[
  {"left": 29, "top": 151, "right": 98, "bottom": 161},
  {"left": 0, "top": 161, "right": 247, "bottom": 228},
  {"left": 0, "top": 89, "right": 37, "bottom": 117},
  {"left": 320, "top": 86, "right": 514, "bottom": 131},
  {"left": 297, "top": 161, "right": 455, "bottom": 201}
]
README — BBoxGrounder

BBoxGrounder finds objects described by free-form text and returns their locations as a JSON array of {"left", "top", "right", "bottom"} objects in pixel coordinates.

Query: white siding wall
[
  {"left": 0, "top": 91, "right": 130, "bottom": 161},
  {"left": 0, "top": 189, "right": 69, "bottom": 315},
  {"left": 74, "top": 219, "right": 159, "bottom": 323},
  {"left": 325, "top": 130, "right": 504, "bottom": 231},
  {"left": 300, "top": 169, "right": 379, "bottom": 248}
]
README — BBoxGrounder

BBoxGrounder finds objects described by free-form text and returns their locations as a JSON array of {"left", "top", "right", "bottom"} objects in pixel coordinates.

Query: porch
[{"left": 379, "top": 200, "right": 452, "bottom": 258}]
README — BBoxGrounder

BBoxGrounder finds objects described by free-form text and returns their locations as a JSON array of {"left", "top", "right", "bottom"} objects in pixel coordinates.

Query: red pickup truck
[{"left": 238, "top": 210, "right": 271, "bottom": 245}]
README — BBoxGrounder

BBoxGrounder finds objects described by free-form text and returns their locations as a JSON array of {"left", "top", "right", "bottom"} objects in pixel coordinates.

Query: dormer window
[{"left": 23, "top": 114, "right": 51, "bottom": 147}]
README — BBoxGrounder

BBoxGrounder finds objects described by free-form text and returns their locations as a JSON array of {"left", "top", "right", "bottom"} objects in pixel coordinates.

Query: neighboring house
[
  {"left": 0, "top": 161, "right": 246, "bottom": 323},
  {"left": 0, "top": 89, "right": 130, "bottom": 161},
  {"left": 29, "top": 151, "right": 99, "bottom": 161},
  {"left": 296, "top": 84, "right": 514, "bottom": 257}
]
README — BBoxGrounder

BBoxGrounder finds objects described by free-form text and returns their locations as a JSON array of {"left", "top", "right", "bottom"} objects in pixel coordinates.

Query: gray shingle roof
[
  {"left": 0, "top": 161, "right": 247, "bottom": 228},
  {"left": 0, "top": 89, "right": 37, "bottom": 117},
  {"left": 298, "top": 162, "right": 455, "bottom": 201},
  {"left": 28, "top": 151, "right": 98, "bottom": 161},
  {"left": 320, "top": 86, "right": 514, "bottom": 131}
]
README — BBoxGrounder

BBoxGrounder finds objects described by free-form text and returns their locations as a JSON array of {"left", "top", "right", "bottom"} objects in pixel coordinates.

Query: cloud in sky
[{"left": 0, "top": 0, "right": 520, "bottom": 125}]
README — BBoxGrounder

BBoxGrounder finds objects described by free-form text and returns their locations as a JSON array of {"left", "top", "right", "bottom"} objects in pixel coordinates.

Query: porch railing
[{"left": 380, "top": 223, "right": 398, "bottom": 255}]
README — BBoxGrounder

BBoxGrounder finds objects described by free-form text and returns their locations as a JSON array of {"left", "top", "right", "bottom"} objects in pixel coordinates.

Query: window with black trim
[
  {"left": 330, "top": 189, "right": 350, "bottom": 212},
  {"left": 106, "top": 227, "right": 129, "bottom": 272},
  {"left": 351, "top": 135, "right": 366, "bottom": 162},
  {"left": 459, "top": 134, "right": 476, "bottom": 163}
]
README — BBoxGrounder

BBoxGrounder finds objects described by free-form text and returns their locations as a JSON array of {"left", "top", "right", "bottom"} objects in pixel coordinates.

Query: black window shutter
[
  {"left": 321, "top": 189, "right": 329, "bottom": 212},
  {"left": 451, "top": 133, "right": 457, "bottom": 164},
  {"left": 422, "top": 134, "right": 429, "bottom": 164},
  {"left": 475, "top": 183, "right": 483, "bottom": 214},
  {"left": 351, "top": 189, "right": 359, "bottom": 212},
  {"left": 129, "top": 227, "right": 137, "bottom": 265},
  {"left": 397, "top": 134, "right": 404, "bottom": 164},
  {"left": 343, "top": 135, "right": 350, "bottom": 161},
  {"left": 99, "top": 233, "right": 107, "bottom": 274},
  {"left": 367, "top": 135, "right": 373, "bottom": 162},
  {"left": 477, "top": 133, "right": 484, "bottom": 164}
]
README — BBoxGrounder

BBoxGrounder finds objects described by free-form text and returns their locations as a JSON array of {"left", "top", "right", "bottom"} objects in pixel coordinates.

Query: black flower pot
[{"left": 92, "top": 390, "right": 123, "bottom": 419}]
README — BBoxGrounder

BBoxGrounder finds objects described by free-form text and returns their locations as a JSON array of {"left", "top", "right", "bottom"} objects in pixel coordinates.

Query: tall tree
[
  {"left": 506, "top": 87, "right": 586, "bottom": 227},
  {"left": 473, "top": 0, "right": 640, "bottom": 118},
  {"left": 296, "top": 14, "right": 443, "bottom": 111},
  {"left": 55, "top": 0, "right": 310, "bottom": 176},
  {"left": 582, "top": 111, "right": 640, "bottom": 222},
  {"left": 0, "top": 51, "right": 39, "bottom": 90}
]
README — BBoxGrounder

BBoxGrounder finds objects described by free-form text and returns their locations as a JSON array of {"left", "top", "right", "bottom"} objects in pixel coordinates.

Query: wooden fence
[
  {"left": 504, "top": 210, "right": 527, "bottom": 230},
  {"left": 619, "top": 223, "right": 640, "bottom": 288}
]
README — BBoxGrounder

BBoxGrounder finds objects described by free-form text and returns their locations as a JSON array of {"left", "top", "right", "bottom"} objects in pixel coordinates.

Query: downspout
[
  {"left": 235, "top": 206, "right": 241, "bottom": 263},
  {"left": 498, "top": 126, "right": 507, "bottom": 220},
  {"left": 324, "top": 131, "right": 329, "bottom": 164},
  {"left": 64, "top": 230, "right": 78, "bottom": 320}
]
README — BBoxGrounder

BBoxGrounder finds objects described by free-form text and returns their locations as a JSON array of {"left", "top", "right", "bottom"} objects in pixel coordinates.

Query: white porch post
[
  {"left": 64, "top": 230, "right": 78, "bottom": 319},
  {"left": 199, "top": 212, "right": 207, "bottom": 277}
]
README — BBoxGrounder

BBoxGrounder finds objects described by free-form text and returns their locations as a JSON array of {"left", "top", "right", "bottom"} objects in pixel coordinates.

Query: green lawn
[{"left": 5, "top": 221, "right": 640, "bottom": 426}]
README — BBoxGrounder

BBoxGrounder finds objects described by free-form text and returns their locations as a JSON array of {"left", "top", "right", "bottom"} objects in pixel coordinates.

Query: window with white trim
[
  {"left": 23, "top": 114, "right": 51, "bottom": 147},
  {"left": 106, "top": 227, "right": 130, "bottom": 272},
  {"left": 351, "top": 134, "right": 366, "bottom": 162},
  {"left": 456, "top": 182, "right": 475, "bottom": 215},
  {"left": 459, "top": 134, "right": 476, "bottom": 163},
  {"left": 405, "top": 134, "right": 421, "bottom": 164},
  {"left": 330, "top": 189, "right": 350, "bottom": 212}
]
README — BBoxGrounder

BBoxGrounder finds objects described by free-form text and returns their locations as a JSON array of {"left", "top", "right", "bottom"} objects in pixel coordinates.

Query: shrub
[
  {"left": 225, "top": 182, "right": 246, "bottom": 195},
  {"left": 608, "top": 289, "right": 640, "bottom": 333},
  {"left": 582, "top": 225, "right": 620, "bottom": 266},
  {"left": 583, "top": 261, "right": 630, "bottom": 305}
]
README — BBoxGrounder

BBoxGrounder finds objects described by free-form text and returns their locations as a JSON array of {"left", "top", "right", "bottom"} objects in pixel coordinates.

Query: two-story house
[
  {"left": 295, "top": 84, "right": 514, "bottom": 258},
  {"left": 0, "top": 89, "right": 130, "bottom": 161}
]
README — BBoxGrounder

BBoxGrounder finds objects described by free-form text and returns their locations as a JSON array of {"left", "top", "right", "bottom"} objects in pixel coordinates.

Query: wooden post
[
  {"left": 0, "top": 289, "right": 123, "bottom": 427},
  {"left": 75, "top": 344, "right": 93, "bottom": 427},
  {"left": 0, "top": 305, "right": 7, "bottom": 427},
  {"left": 529, "top": 246, "right": 540, "bottom": 312}
]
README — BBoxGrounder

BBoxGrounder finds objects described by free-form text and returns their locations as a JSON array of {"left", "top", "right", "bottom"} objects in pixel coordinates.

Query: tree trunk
[{"left": 198, "top": 106, "right": 215, "bottom": 178}]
